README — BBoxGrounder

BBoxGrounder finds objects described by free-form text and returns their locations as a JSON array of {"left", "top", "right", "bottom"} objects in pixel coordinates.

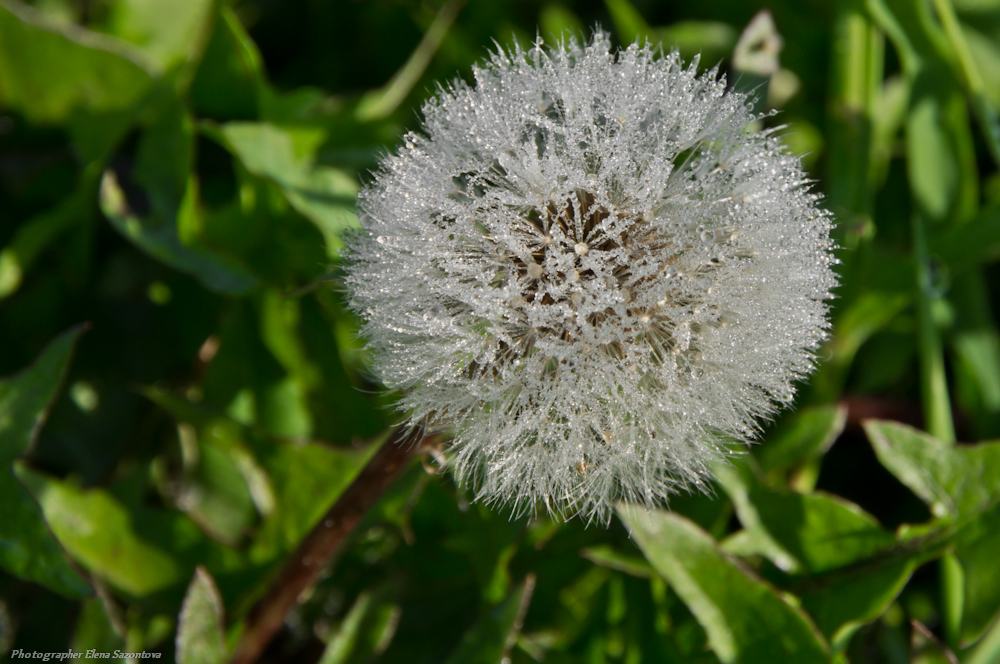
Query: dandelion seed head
[{"left": 344, "top": 33, "right": 837, "bottom": 523}]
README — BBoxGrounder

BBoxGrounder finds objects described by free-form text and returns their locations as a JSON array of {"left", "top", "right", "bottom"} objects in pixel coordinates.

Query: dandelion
[{"left": 344, "top": 32, "right": 837, "bottom": 522}]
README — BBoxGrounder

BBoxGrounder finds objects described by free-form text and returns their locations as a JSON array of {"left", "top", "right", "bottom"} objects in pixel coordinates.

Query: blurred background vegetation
[{"left": 2, "top": 0, "right": 1000, "bottom": 662}]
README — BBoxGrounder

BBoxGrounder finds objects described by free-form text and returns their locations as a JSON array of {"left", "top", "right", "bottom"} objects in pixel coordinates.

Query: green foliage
[
  {"left": 176, "top": 567, "right": 228, "bottom": 664},
  {"left": 619, "top": 506, "right": 830, "bottom": 663},
  {"left": 3, "top": 0, "right": 1000, "bottom": 662},
  {"left": 0, "top": 327, "right": 90, "bottom": 598}
]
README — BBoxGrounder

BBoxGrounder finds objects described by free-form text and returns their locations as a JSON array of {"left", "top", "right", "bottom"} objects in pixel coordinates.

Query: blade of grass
[
  {"left": 930, "top": 0, "right": 1000, "bottom": 165},
  {"left": 355, "top": 0, "right": 464, "bottom": 121}
]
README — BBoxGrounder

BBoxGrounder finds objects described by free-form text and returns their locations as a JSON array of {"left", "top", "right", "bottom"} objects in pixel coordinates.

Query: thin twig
[{"left": 230, "top": 429, "right": 435, "bottom": 664}]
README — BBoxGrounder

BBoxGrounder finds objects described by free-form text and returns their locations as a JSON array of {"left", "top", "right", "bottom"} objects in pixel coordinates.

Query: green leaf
[
  {"left": 0, "top": 1, "right": 156, "bottom": 123},
  {"left": 0, "top": 1, "right": 156, "bottom": 162},
  {"left": 866, "top": 420, "right": 1000, "bottom": 644},
  {"left": 952, "top": 500, "right": 1000, "bottom": 645},
  {"left": 755, "top": 404, "right": 848, "bottom": 476},
  {"left": 100, "top": 169, "right": 257, "bottom": 294},
  {"left": 443, "top": 575, "right": 535, "bottom": 664},
  {"left": 796, "top": 549, "right": 923, "bottom": 648},
  {"left": 0, "top": 327, "right": 91, "bottom": 597},
  {"left": 907, "top": 83, "right": 961, "bottom": 222},
  {"left": 102, "top": 0, "right": 215, "bottom": 72},
  {"left": 176, "top": 567, "right": 227, "bottom": 664},
  {"left": 716, "top": 461, "right": 895, "bottom": 574},
  {"left": 865, "top": 420, "right": 1000, "bottom": 518},
  {"left": 15, "top": 465, "right": 183, "bottom": 597},
  {"left": 617, "top": 506, "right": 830, "bottom": 663},
  {"left": 211, "top": 122, "right": 360, "bottom": 256},
  {"left": 318, "top": 581, "right": 402, "bottom": 664}
]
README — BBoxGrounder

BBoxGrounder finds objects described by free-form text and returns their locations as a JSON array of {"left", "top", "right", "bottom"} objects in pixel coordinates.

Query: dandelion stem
[{"left": 230, "top": 428, "right": 434, "bottom": 664}]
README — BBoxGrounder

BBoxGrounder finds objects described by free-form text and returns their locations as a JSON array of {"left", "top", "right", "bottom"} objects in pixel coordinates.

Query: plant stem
[
  {"left": 230, "top": 429, "right": 434, "bottom": 664},
  {"left": 912, "top": 210, "right": 964, "bottom": 648},
  {"left": 931, "top": 0, "right": 1000, "bottom": 166},
  {"left": 912, "top": 213, "right": 956, "bottom": 445}
]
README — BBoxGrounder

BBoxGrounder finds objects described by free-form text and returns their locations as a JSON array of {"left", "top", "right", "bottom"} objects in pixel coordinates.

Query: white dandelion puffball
[{"left": 344, "top": 33, "right": 837, "bottom": 522}]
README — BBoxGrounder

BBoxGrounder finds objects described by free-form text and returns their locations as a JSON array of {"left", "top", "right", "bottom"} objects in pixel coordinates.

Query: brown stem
[{"left": 230, "top": 429, "right": 432, "bottom": 664}]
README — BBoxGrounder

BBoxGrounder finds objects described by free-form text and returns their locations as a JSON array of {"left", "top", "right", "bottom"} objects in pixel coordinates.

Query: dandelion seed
[{"left": 344, "top": 32, "right": 837, "bottom": 523}]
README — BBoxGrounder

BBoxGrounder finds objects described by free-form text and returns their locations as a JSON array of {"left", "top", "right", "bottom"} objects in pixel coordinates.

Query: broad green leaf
[
  {"left": 102, "top": 0, "right": 214, "bottom": 72},
  {"left": 100, "top": 170, "right": 257, "bottom": 294},
  {"left": 797, "top": 550, "right": 922, "bottom": 648},
  {"left": 865, "top": 420, "right": 1000, "bottom": 517},
  {"left": 212, "top": 122, "right": 360, "bottom": 256},
  {"left": 952, "top": 500, "right": 1000, "bottom": 645},
  {"left": 443, "top": 575, "right": 535, "bottom": 664},
  {"left": 0, "top": 327, "right": 91, "bottom": 597},
  {"left": 907, "top": 85, "right": 961, "bottom": 222},
  {"left": 0, "top": 1, "right": 156, "bottom": 162},
  {"left": 16, "top": 465, "right": 182, "bottom": 597},
  {"left": 716, "top": 461, "right": 894, "bottom": 574},
  {"left": 176, "top": 567, "right": 227, "bottom": 664},
  {"left": 319, "top": 581, "right": 402, "bottom": 664},
  {"left": 755, "top": 404, "right": 848, "bottom": 476},
  {"left": 866, "top": 420, "right": 1000, "bottom": 644},
  {"left": 618, "top": 506, "right": 830, "bottom": 663},
  {"left": 0, "top": 1, "right": 156, "bottom": 123}
]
